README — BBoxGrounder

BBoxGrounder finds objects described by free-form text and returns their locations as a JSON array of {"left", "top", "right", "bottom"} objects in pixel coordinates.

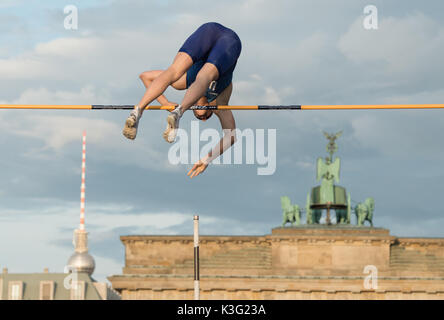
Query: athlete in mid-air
[{"left": 123, "top": 22, "right": 242, "bottom": 178}]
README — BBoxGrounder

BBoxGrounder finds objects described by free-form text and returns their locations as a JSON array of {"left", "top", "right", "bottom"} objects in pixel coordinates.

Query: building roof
[{"left": 0, "top": 272, "right": 120, "bottom": 300}]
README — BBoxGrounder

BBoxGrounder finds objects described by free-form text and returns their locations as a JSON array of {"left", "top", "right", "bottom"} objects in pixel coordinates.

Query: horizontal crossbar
[{"left": 1, "top": 104, "right": 444, "bottom": 110}]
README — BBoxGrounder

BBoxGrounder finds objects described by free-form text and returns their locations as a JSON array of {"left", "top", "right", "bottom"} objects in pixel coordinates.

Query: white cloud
[
  {"left": 295, "top": 160, "right": 315, "bottom": 170},
  {"left": 0, "top": 0, "right": 24, "bottom": 8},
  {"left": 0, "top": 30, "right": 180, "bottom": 93},
  {"left": 242, "top": 32, "right": 327, "bottom": 76},
  {"left": 382, "top": 88, "right": 444, "bottom": 104},
  {"left": 3, "top": 86, "right": 110, "bottom": 105},
  {"left": 338, "top": 13, "right": 444, "bottom": 74},
  {"left": 263, "top": 87, "right": 281, "bottom": 105},
  {"left": 0, "top": 110, "right": 119, "bottom": 151},
  {"left": 349, "top": 111, "right": 444, "bottom": 158},
  {"left": 233, "top": 75, "right": 289, "bottom": 106}
]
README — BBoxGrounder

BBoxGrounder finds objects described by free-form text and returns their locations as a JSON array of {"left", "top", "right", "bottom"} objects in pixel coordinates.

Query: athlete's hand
[{"left": 187, "top": 159, "right": 209, "bottom": 178}]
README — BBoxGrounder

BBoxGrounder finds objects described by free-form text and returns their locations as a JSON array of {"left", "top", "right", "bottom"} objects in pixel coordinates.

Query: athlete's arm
[
  {"left": 205, "top": 83, "right": 236, "bottom": 163},
  {"left": 188, "top": 83, "right": 236, "bottom": 178},
  {"left": 211, "top": 109, "right": 236, "bottom": 155}
]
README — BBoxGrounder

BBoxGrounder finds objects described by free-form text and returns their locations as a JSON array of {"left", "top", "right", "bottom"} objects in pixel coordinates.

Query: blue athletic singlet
[{"left": 179, "top": 22, "right": 242, "bottom": 102}]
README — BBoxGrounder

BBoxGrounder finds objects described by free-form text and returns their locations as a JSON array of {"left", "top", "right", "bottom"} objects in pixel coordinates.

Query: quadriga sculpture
[
  {"left": 336, "top": 209, "right": 348, "bottom": 224},
  {"left": 281, "top": 196, "right": 301, "bottom": 226},
  {"left": 354, "top": 197, "right": 375, "bottom": 226}
]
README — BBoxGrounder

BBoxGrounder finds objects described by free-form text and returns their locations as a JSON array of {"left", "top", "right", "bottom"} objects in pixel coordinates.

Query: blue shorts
[{"left": 179, "top": 22, "right": 241, "bottom": 101}]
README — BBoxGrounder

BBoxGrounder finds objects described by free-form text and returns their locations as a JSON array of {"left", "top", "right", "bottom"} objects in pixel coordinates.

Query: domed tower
[
  {"left": 67, "top": 131, "right": 95, "bottom": 276},
  {"left": 67, "top": 230, "right": 96, "bottom": 275}
]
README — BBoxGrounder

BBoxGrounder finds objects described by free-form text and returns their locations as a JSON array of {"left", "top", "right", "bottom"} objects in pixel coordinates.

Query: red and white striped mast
[
  {"left": 66, "top": 131, "right": 95, "bottom": 276},
  {"left": 73, "top": 131, "right": 89, "bottom": 254}
]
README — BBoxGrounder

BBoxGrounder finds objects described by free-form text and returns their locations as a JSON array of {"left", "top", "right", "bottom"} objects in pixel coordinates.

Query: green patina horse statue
[
  {"left": 354, "top": 197, "right": 375, "bottom": 226},
  {"left": 281, "top": 196, "right": 301, "bottom": 226}
]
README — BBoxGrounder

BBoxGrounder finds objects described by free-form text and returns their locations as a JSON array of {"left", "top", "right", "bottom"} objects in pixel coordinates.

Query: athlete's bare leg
[
  {"left": 163, "top": 62, "right": 219, "bottom": 143},
  {"left": 179, "top": 63, "right": 219, "bottom": 112},
  {"left": 137, "top": 52, "right": 192, "bottom": 110},
  {"left": 138, "top": 70, "right": 187, "bottom": 115},
  {"left": 123, "top": 52, "right": 192, "bottom": 140}
]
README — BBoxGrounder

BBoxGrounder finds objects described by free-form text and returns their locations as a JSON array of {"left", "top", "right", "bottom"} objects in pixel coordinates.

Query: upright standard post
[{"left": 193, "top": 215, "right": 200, "bottom": 300}]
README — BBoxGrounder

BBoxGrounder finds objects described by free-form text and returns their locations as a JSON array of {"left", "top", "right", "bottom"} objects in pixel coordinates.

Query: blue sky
[{"left": 1, "top": 0, "right": 444, "bottom": 282}]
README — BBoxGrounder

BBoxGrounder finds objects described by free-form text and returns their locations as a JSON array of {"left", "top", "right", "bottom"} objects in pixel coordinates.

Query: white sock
[
  {"left": 173, "top": 105, "right": 183, "bottom": 118},
  {"left": 132, "top": 105, "right": 142, "bottom": 119}
]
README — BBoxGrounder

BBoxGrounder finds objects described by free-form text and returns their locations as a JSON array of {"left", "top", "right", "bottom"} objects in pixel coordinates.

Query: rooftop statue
[
  {"left": 281, "top": 196, "right": 301, "bottom": 226},
  {"left": 316, "top": 131, "right": 342, "bottom": 204},
  {"left": 354, "top": 197, "right": 375, "bottom": 226},
  {"left": 280, "top": 130, "right": 375, "bottom": 227},
  {"left": 323, "top": 131, "right": 342, "bottom": 159},
  {"left": 317, "top": 156, "right": 340, "bottom": 204}
]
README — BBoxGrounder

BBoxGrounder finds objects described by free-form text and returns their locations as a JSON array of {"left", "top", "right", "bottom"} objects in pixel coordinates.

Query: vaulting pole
[
  {"left": 193, "top": 215, "right": 200, "bottom": 301},
  {"left": 1, "top": 104, "right": 444, "bottom": 110}
]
